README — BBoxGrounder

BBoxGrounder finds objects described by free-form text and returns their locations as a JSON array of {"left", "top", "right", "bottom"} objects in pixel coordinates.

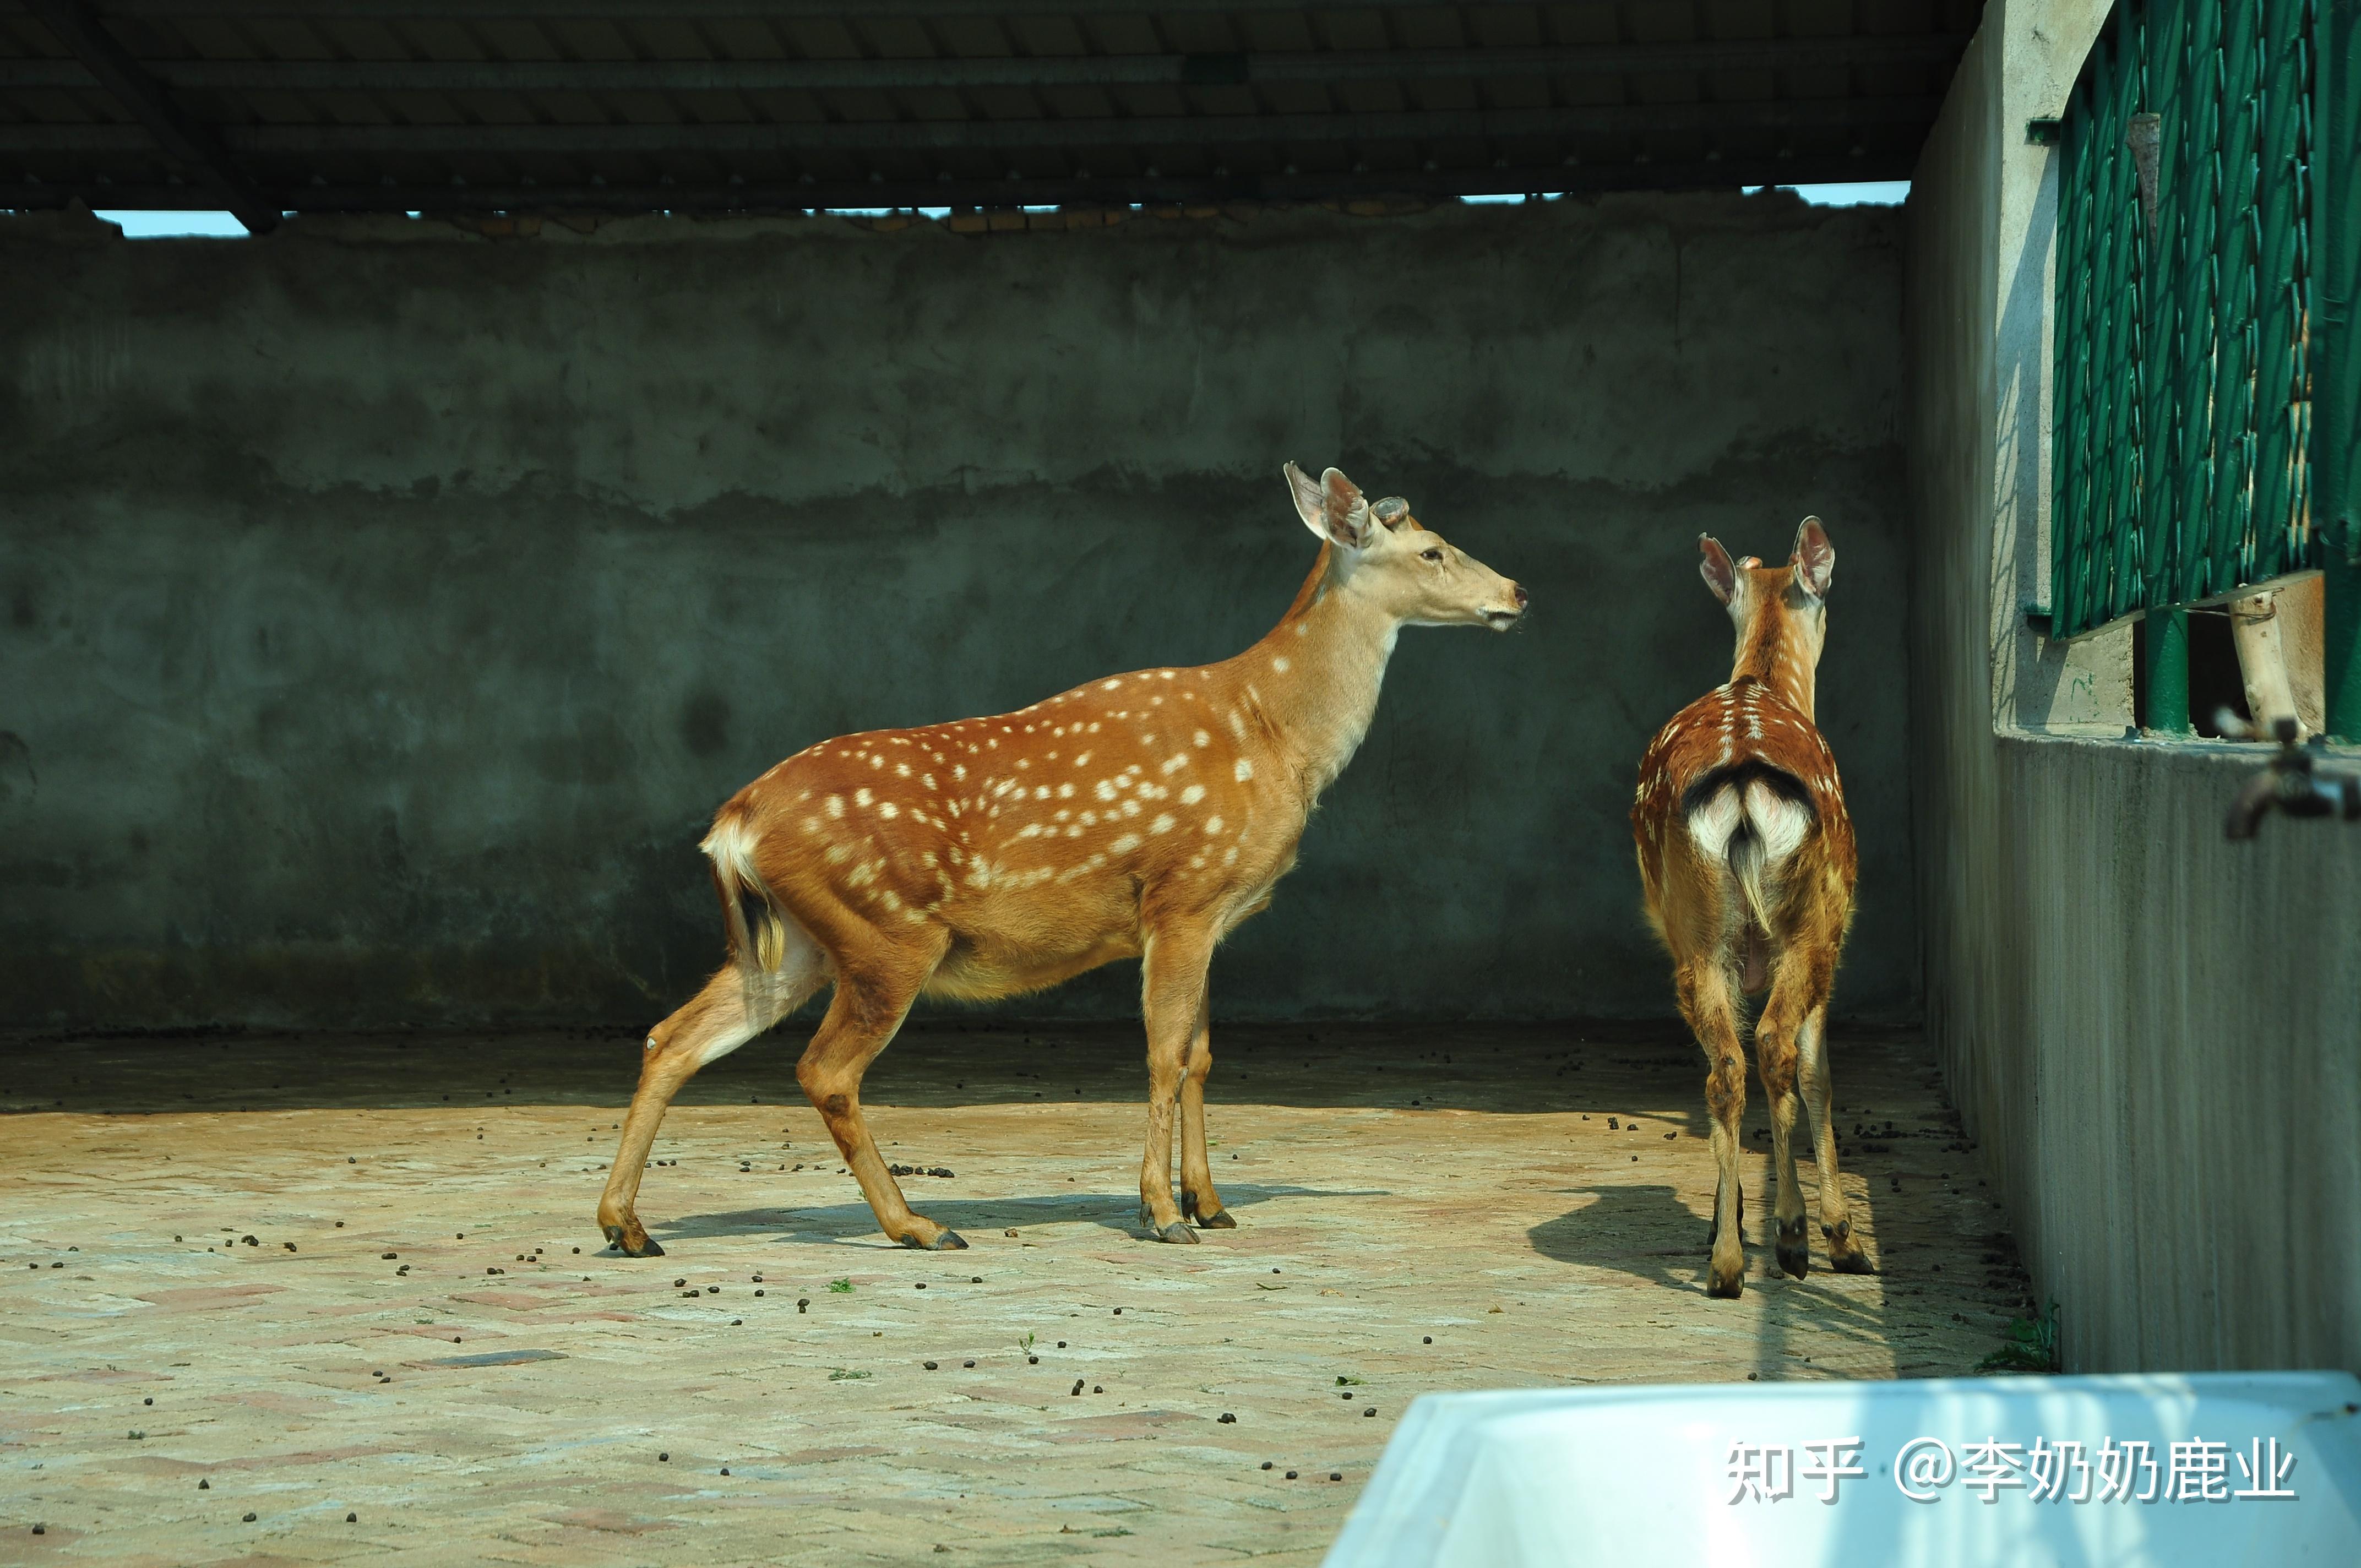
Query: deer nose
[{"left": 1513, "top": 583, "right": 1531, "bottom": 609}]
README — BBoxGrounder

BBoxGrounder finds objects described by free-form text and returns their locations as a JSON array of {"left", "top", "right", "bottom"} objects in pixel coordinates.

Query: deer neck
[
  {"left": 1227, "top": 559, "right": 1401, "bottom": 802},
  {"left": 1732, "top": 605, "right": 1818, "bottom": 720}
]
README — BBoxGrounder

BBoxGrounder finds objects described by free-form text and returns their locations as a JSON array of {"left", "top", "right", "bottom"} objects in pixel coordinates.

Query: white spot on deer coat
[
  {"left": 1233, "top": 759, "right": 1254, "bottom": 782},
  {"left": 1180, "top": 785, "right": 1206, "bottom": 805}
]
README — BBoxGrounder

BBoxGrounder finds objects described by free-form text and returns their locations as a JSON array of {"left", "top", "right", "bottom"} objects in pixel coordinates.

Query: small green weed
[
  {"left": 827, "top": 1368, "right": 871, "bottom": 1381},
  {"left": 1979, "top": 1302, "right": 2061, "bottom": 1374},
  {"left": 828, "top": 1277, "right": 853, "bottom": 1293}
]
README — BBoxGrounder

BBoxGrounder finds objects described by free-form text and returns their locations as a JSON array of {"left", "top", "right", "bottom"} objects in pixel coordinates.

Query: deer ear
[
  {"left": 1284, "top": 462, "right": 1369, "bottom": 549},
  {"left": 1698, "top": 534, "right": 1738, "bottom": 605},
  {"left": 1791, "top": 516, "right": 1834, "bottom": 598}
]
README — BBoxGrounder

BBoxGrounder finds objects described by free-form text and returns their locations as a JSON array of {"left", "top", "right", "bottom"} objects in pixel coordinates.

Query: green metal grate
[{"left": 2050, "top": 0, "right": 2327, "bottom": 642}]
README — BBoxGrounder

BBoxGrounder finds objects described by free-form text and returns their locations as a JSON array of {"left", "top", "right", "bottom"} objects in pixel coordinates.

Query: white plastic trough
[{"left": 1325, "top": 1373, "right": 2361, "bottom": 1568}]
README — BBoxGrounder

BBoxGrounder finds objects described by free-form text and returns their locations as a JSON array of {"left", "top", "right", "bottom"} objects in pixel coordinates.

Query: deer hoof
[
  {"left": 1154, "top": 1222, "right": 1199, "bottom": 1245},
  {"left": 1706, "top": 1265, "right": 1745, "bottom": 1300},
  {"left": 1831, "top": 1249, "right": 1878, "bottom": 1275},
  {"left": 602, "top": 1223, "right": 665, "bottom": 1259},
  {"left": 900, "top": 1228, "right": 967, "bottom": 1251},
  {"left": 1775, "top": 1219, "right": 1809, "bottom": 1279},
  {"left": 1190, "top": 1206, "right": 1237, "bottom": 1229}
]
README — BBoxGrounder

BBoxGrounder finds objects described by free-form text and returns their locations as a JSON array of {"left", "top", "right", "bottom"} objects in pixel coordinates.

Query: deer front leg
[
  {"left": 1797, "top": 1005, "right": 1874, "bottom": 1273},
  {"left": 1678, "top": 961, "right": 1750, "bottom": 1299},
  {"left": 599, "top": 962, "right": 812, "bottom": 1257},
  {"left": 1139, "top": 922, "right": 1216, "bottom": 1244},
  {"left": 1176, "top": 985, "right": 1233, "bottom": 1228}
]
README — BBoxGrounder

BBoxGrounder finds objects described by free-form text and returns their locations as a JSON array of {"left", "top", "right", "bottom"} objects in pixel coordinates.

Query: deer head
[
  {"left": 1283, "top": 462, "right": 1527, "bottom": 631},
  {"left": 1698, "top": 517, "right": 1835, "bottom": 712}
]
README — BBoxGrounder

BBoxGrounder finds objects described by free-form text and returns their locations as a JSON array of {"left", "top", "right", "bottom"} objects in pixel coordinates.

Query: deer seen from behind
[
  {"left": 1631, "top": 518, "right": 1873, "bottom": 1298},
  {"left": 596, "top": 464, "right": 1528, "bottom": 1257}
]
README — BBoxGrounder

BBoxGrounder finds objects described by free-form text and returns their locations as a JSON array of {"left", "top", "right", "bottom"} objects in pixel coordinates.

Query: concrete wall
[
  {"left": 2, "top": 194, "right": 1917, "bottom": 1029},
  {"left": 1907, "top": 1, "right": 2361, "bottom": 1371}
]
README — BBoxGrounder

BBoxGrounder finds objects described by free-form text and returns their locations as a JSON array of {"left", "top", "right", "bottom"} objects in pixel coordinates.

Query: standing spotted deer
[
  {"left": 598, "top": 464, "right": 1527, "bottom": 1256},
  {"left": 1631, "top": 519, "right": 1873, "bottom": 1298}
]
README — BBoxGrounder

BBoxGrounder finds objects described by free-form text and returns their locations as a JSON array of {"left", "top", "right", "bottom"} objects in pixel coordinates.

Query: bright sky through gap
[{"left": 89, "top": 181, "right": 1910, "bottom": 238}]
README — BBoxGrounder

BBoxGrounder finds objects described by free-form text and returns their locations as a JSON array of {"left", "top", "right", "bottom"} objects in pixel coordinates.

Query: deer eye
[{"left": 1420, "top": 548, "right": 1444, "bottom": 563}]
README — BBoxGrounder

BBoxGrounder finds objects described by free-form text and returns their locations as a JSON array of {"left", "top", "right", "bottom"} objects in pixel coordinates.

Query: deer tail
[
  {"left": 700, "top": 807, "right": 785, "bottom": 984},
  {"left": 1727, "top": 820, "right": 1772, "bottom": 935}
]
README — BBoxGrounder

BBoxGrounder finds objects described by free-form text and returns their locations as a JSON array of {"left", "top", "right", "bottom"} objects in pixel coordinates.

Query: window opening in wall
[{"left": 2047, "top": 0, "right": 2360, "bottom": 736}]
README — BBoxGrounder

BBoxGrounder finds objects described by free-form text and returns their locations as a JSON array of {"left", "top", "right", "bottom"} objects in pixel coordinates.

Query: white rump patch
[
  {"left": 1744, "top": 780, "right": 1813, "bottom": 862},
  {"left": 1684, "top": 785, "right": 1746, "bottom": 863}
]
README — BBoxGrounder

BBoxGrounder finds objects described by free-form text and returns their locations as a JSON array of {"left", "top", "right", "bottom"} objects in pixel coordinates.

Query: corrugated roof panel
[{"left": 2, "top": 2, "right": 1981, "bottom": 217}]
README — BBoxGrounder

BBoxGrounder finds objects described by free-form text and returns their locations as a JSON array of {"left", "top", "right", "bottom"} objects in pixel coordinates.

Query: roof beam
[
  {"left": 6, "top": 99, "right": 1943, "bottom": 157},
  {"left": 0, "top": 151, "right": 1916, "bottom": 215},
  {"left": 0, "top": 36, "right": 1968, "bottom": 95},
  {"left": 18, "top": 0, "right": 278, "bottom": 233},
  {"left": 81, "top": 0, "right": 1741, "bottom": 18}
]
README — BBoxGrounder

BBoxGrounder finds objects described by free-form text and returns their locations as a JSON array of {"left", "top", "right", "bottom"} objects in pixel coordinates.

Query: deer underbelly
[
  {"left": 925, "top": 926, "right": 1142, "bottom": 1002},
  {"left": 1740, "top": 926, "right": 1770, "bottom": 994}
]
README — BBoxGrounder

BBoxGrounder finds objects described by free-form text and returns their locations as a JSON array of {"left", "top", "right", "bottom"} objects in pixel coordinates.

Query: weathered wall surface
[
  {"left": 2, "top": 194, "right": 1915, "bottom": 1028},
  {"left": 1907, "top": 0, "right": 2361, "bottom": 1372}
]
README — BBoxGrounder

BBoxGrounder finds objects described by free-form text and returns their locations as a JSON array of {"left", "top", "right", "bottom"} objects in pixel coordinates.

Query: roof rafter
[
  {"left": 0, "top": 36, "right": 1967, "bottom": 95},
  {"left": 4, "top": 98, "right": 1943, "bottom": 157}
]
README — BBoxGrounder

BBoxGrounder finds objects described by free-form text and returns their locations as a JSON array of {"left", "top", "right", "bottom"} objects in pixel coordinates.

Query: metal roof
[{"left": 3, "top": 2, "right": 1983, "bottom": 232}]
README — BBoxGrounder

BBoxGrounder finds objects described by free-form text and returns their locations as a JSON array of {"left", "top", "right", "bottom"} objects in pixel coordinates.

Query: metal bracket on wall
[{"left": 2025, "top": 117, "right": 2063, "bottom": 145}]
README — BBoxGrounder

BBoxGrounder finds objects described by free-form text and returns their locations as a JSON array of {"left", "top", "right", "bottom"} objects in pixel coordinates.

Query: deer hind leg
[
  {"left": 1677, "top": 958, "right": 1750, "bottom": 1299},
  {"left": 597, "top": 937, "right": 825, "bottom": 1257},
  {"left": 1139, "top": 922, "right": 1216, "bottom": 1244},
  {"left": 1797, "top": 1003, "right": 1875, "bottom": 1273},
  {"left": 797, "top": 937, "right": 960, "bottom": 1251},
  {"left": 1176, "top": 986, "right": 1232, "bottom": 1229},
  {"left": 1754, "top": 953, "right": 1816, "bottom": 1281}
]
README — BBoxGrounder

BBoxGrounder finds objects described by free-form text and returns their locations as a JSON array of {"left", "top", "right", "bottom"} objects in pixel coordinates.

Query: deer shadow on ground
[
  {"left": 1528, "top": 1179, "right": 1890, "bottom": 1373},
  {"left": 656, "top": 1181, "right": 1385, "bottom": 1246}
]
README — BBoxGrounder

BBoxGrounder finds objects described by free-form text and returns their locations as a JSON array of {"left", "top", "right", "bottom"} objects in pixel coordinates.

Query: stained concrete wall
[
  {"left": 2, "top": 193, "right": 1916, "bottom": 1030},
  {"left": 1907, "top": 0, "right": 2361, "bottom": 1371}
]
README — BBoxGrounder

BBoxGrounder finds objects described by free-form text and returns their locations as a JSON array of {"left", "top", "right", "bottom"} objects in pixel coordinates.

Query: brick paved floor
[{"left": 1, "top": 1021, "right": 2029, "bottom": 1566}]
